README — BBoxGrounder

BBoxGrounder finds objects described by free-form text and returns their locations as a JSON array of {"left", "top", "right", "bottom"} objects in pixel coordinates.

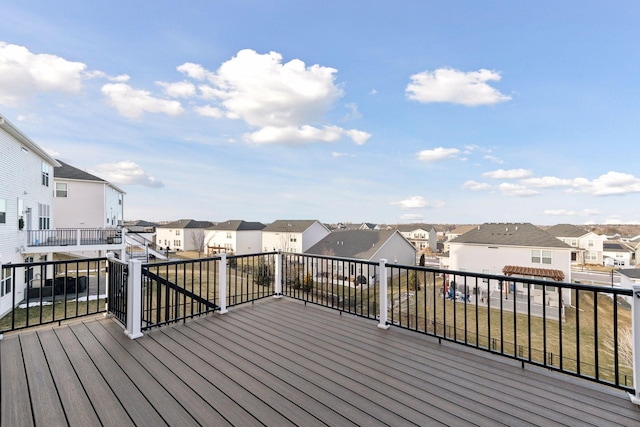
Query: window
[
  {"left": 176, "top": 230, "right": 181, "bottom": 236},
  {"left": 41, "top": 162, "right": 50, "bottom": 186},
  {"left": 531, "top": 250, "right": 552, "bottom": 264},
  {"left": 38, "top": 203, "right": 50, "bottom": 230},
  {"left": 587, "top": 239, "right": 594, "bottom": 248},
  {"left": 0, "top": 198, "right": 5, "bottom": 224},
  {"left": 1, "top": 267, "right": 12, "bottom": 297},
  {"left": 17, "top": 198, "right": 24, "bottom": 229},
  {"left": 227, "top": 232, "right": 232, "bottom": 239},
  {"left": 118, "top": 195, "right": 122, "bottom": 205},
  {"left": 173, "top": 240, "right": 181, "bottom": 247},
  {"left": 56, "top": 183, "right": 68, "bottom": 197},
  {"left": 290, "top": 235, "right": 297, "bottom": 242}
]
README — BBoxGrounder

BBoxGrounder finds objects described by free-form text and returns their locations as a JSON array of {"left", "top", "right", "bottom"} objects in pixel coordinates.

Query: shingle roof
[
  {"left": 207, "top": 220, "right": 265, "bottom": 231},
  {"left": 545, "top": 224, "right": 589, "bottom": 238},
  {"left": 619, "top": 268, "right": 640, "bottom": 279},
  {"left": 54, "top": 160, "right": 105, "bottom": 182},
  {"left": 305, "top": 229, "right": 406, "bottom": 260},
  {"left": 395, "top": 223, "right": 436, "bottom": 233},
  {"left": 450, "top": 223, "right": 571, "bottom": 248},
  {"left": 158, "top": 219, "right": 214, "bottom": 229},
  {"left": 263, "top": 220, "right": 322, "bottom": 233}
]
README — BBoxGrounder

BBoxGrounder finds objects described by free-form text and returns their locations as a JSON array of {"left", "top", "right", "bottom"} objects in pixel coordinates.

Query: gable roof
[
  {"left": 545, "top": 224, "right": 589, "bottom": 238},
  {"left": 54, "top": 160, "right": 126, "bottom": 193},
  {"left": 158, "top": 219, "right": 214, "bottom": 229},
  {"left": 395, "top": 223, "right": 436, "bottom": 233},
  {"left": 125, "top": 220, "right": 157, "bottom": 227},
  {"left": 263, "top": 220, "right": 324, "bottom": 233},
  {"left": 305, "top": 229, "right": 410, "bottom": 260},
  {"left": 603, "top": 241, "right": 634, "bottom": 252},
  {"left": 451, "top": 223, "right": 571, "bottom": 249},
  {"left": 208, "top": 220, "right": 265, "bottom": 231}
]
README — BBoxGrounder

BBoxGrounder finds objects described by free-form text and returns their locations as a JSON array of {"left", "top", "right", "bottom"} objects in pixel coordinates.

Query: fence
[
  {"left": 2, "top": 251, "right": 639, "bottom": 400},
  {"left": 0, "top": 257, "right": 108, "bottom": 334}
]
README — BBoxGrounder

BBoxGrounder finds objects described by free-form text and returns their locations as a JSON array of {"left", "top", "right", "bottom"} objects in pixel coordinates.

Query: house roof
[
  {"left": 603, "top": 241, "right": 634, "bottom": 252},
  {"left": 502, "top": 265, "right": 565, "bottom": 281},
  {"left": 394, "top": 223, "right": 436, "bottom": 233},
  {"left": 619, "top": 268, "right": 640, "bottom": 279},
  {"left": 305, "top": 229, "right": 410, "bottom": 260},
  {"left": 207, "top": 220, "right": 265, "bottom": 231},
  {"left": 545, "top": 224, "right": 589, "bottom": 238},
  {"left": 158, "top": 219, "right": 214, "bottom": 229},
  {"left": 263, "top": 220, "right": 323, "bottom": 233},
  {"left": 449, "top": 225, "right": 478, "bottom": 236},
  {"left": 0, "top": 114, "right": 61, "bottom": 167},
  {"left": 451, "top": 223, "right": 571, "bottom": 249},
  {"left": 54, "top": 160, "right": 126, "bottom": 194},
  {"left": 125, "top": 220, "right": 157, "bottom": 227}
]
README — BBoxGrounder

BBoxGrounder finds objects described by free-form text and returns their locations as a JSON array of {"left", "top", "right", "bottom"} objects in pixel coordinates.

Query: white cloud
[
  {"left": 101, "top": 83, "right": 184, "bottom": 119},
  {"left": 520, "top": 176, "right": 574, "bottom": 188},
  {"left": 570, "top": 171, "right": 640, "bottom": 196},
  {"left": 406, "top": 67, "right": 511, "bottom": 106},
  {"left": 0, "top": 42, "right": 87, "bottom": 106},
  {"left": 483, "top": 155, "right": 504, "bottom": 164},
  {"left": 194, "top": 104, "right": 224, "bottom": 118},
  {"left": 345, "top": 129, "right": 371, "bottom": 145},
  {"left": 391, "top": 197, "right": 444, "bottom": 210},
  {"left": 461, "top": 180, "right": 492, "bottom": 191},
  {"left": 392, "top": 196, "right": 427, "bottom": 209},
  {"left": 177, "top": 49, "right": 369, "bottom": 145},
  {"left": 156, "top": 80, "right": 196, "bottom": 98},
  {"left": 543, "top": 209, "right": 601, "bottom": 216},
  {"left": 483, "top": 168, "right": 533, "bottom": 180},
  {"left": 417, "top": 147, "right": 460, "bottom": 162},
  {"left": 244, "top": 125, "right": 343, "bottom": 145},
  {"left": 332, "top": 152, "right": 355, "bottom": 158},
  {"left": 498, "top": 183, "right": 539, "bottom": 197},
  {"left": 342, "top": 103, "right": 362, "bottom": 121},
  {"left": 91, "top": 161, "right": 164, "bottom": 188}
]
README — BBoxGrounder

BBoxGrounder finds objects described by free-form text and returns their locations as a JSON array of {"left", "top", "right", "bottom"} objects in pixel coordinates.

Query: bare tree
[{"left": 191, "top": 229, "right": 206, "bottom": 257}]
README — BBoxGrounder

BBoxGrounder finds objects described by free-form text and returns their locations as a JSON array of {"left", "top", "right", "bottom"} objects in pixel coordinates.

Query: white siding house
[
  {"left": 204, "top": 220, "right": 265, "bottom": 255},
  {"left": 53, "top": 160, "right": 125, "bottom": 229},
  {"left": 156, "top": 219, "right": 214, "bottom": 252},
  {"left": 448, "top": 223, "right": 573, "bottom": 307},
  {"left": 0, "top": 115, "right": 60, "bottom": 316},
  {"left": 545, "top": 224, "right": 605, "bottom": 266},
  {"left": 305, "top": 229, "right": 417, "bottom": 286},
  {"left": 262, "top": 220, "right": 330, "bottom": 253},
  {"left": 395, "top": 224, "right": 438, "bottom": 252}
]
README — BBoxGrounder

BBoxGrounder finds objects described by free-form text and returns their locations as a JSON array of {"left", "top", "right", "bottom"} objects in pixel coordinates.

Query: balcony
[
  {"left": 1, "top": 252, "right": 640, "bottom": 425},
  {"left": 24, "top": 228, "right": 124, "bottom": 254}
]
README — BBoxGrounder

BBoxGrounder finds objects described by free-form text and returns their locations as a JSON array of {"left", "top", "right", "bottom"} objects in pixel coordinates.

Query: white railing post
[
  {"left": 274, "top": 251, "right": 283, "bottom": 298},
  {"left": 125, "top": 259, "right": 143, "bottom": 339},
  {"left": 630, "top": 284, "right": 640, "bottom": 404},
  {"left": 218, "top": 253, "right": 228, "bottom": 314},
  {"left": 76, "top": 229, "right": 81, "bottom": 246},
  {"left": 378, "top": 258, "right": 389, "bottom": 330}
]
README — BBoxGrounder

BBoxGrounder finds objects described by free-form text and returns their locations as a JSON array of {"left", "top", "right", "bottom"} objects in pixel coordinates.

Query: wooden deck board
[
  {"left": 67, "top": 322, "right": 167, "bottom": 426},
  {"left": 1, "top": 334, "right": 34, "bottom": 427},
  {"left": 53, "top": 326, "right": 134, "bottom": 427},
  {"left": 256, "top": 301, "right": 613, "bottom": 426},
  {"left": 19, "top": 332, "right": 68, "bottom": 426},
  {"left": 37, "top": 329, "right": 102, "bottom": 426},
  {"left": 1, "top": 297, "right": 640, "bottom": 427}
]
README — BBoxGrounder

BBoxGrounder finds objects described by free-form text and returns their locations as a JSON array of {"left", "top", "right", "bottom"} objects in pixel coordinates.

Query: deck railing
[
  {"left": 3, "top": 251, "right": 639, "bottom": 403},
  {"left": 0, "top": 257, "right": 108, "bottom": 334},
  {"left": 27, "top": 228, "right": 123, "bottom": 247}
]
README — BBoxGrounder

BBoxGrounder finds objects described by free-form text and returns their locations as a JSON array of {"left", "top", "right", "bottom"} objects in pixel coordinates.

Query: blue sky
[{"left": 2, "top": 1, "right": 639, "bottom": 225}]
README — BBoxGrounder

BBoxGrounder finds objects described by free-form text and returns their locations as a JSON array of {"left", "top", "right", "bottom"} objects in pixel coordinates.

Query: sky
[{"left": 1, "top": 1, "right": 639, "bottom": 226}]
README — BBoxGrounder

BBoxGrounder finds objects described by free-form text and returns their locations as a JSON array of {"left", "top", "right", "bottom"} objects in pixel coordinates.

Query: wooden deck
[{"left": 2, "top": 297, "right": 640, "bottom": 426}]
